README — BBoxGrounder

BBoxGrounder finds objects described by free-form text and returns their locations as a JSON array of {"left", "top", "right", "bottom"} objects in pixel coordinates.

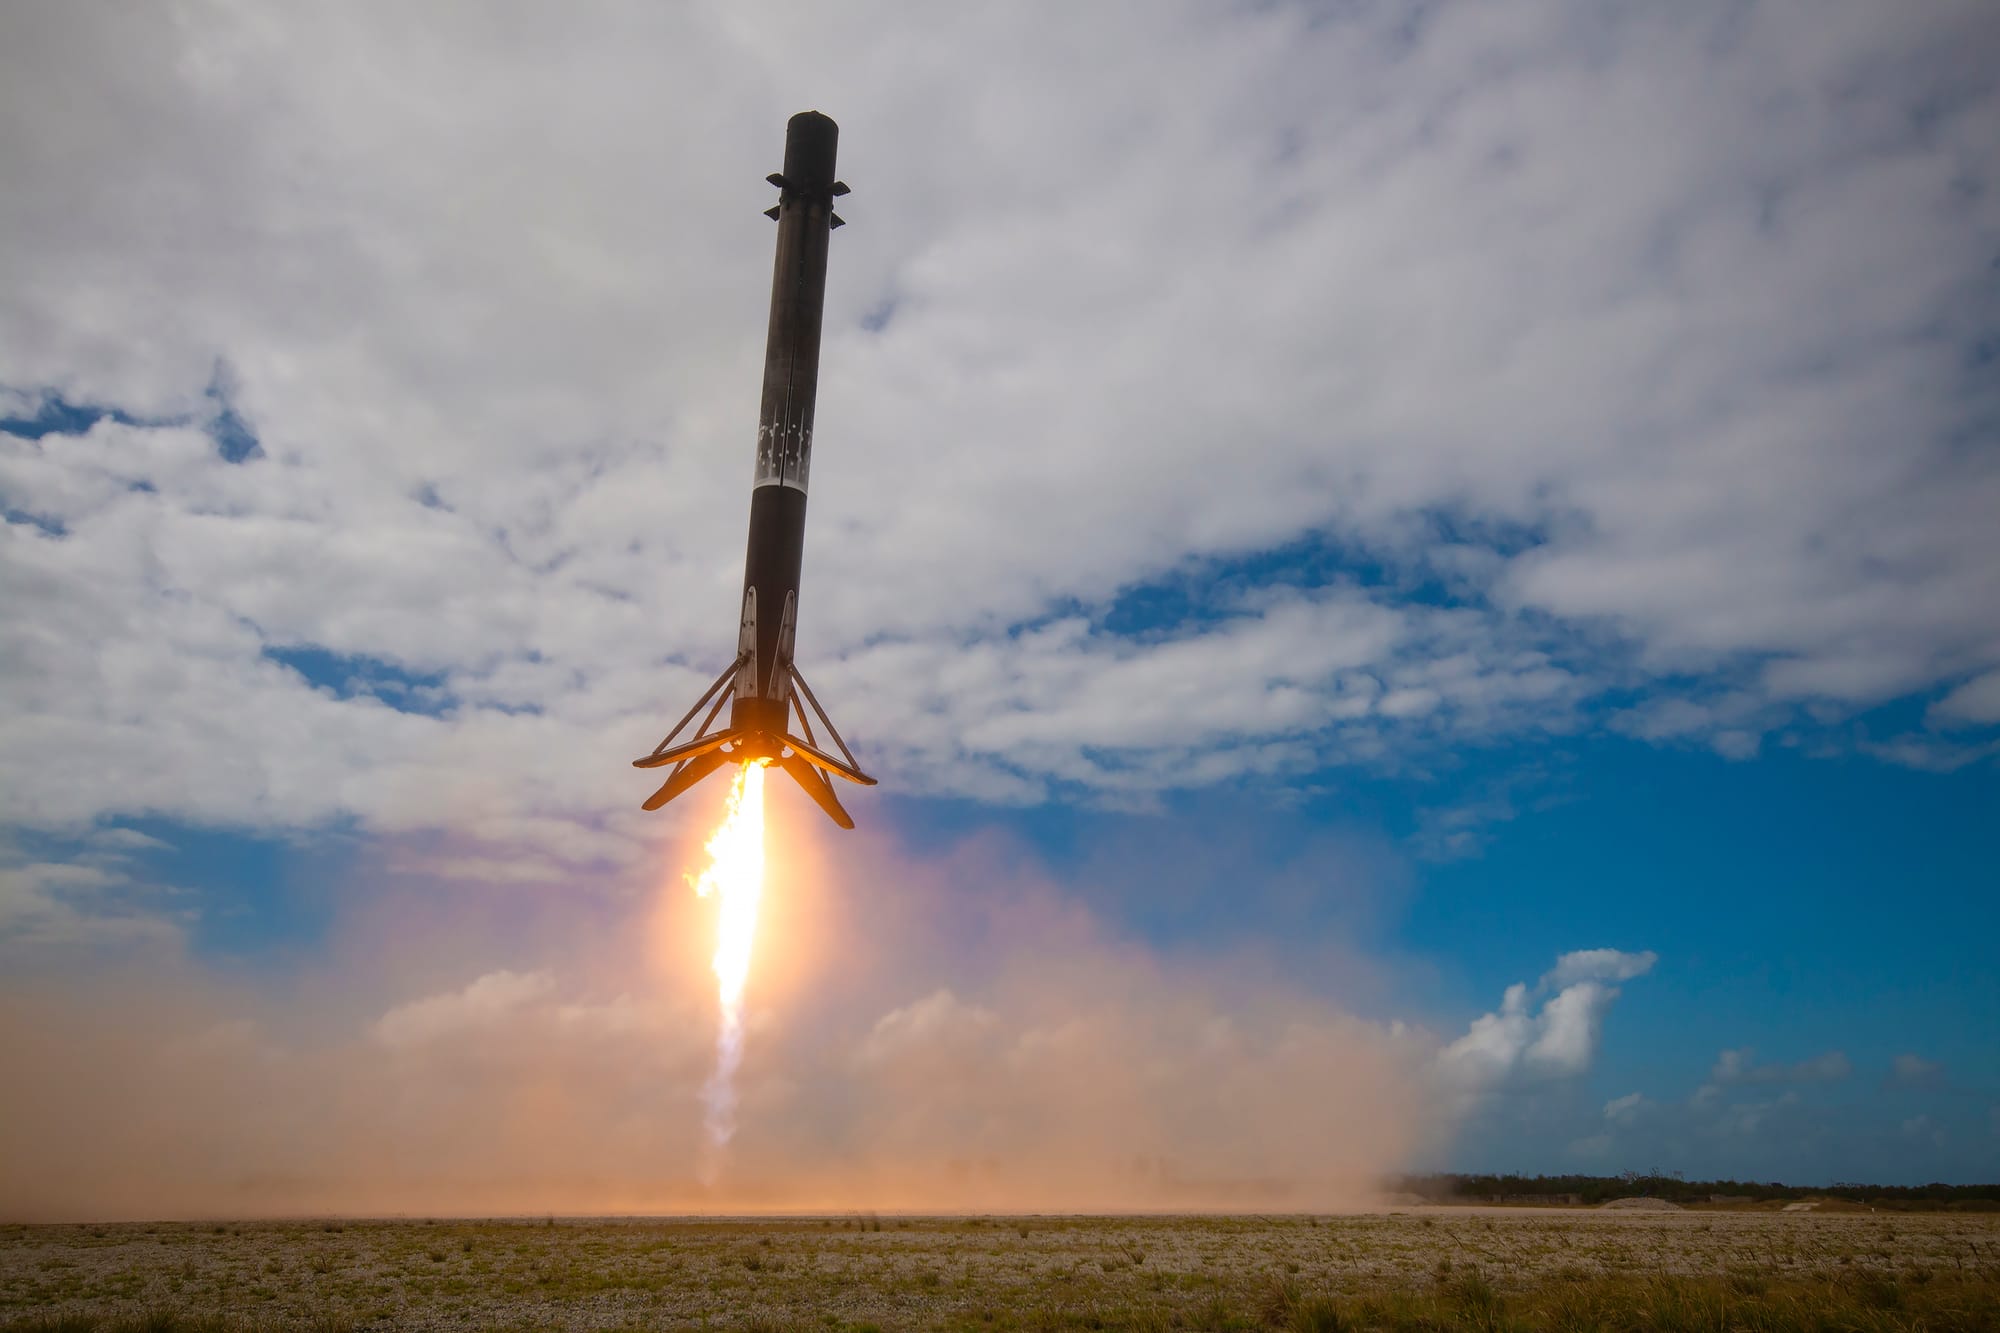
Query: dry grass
[{"left": 1, "top": 1210, "right": 1995, "bottom": 1331}]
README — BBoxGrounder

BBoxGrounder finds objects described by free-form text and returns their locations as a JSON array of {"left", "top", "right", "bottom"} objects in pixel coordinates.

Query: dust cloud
[{"left": 0, "top": 806, "right": 1431, "bottom": 1220}]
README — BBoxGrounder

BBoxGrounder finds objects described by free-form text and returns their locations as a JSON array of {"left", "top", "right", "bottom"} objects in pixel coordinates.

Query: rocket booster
[{"left": 632, "top": 111, "right": 876, "bottom": 828}]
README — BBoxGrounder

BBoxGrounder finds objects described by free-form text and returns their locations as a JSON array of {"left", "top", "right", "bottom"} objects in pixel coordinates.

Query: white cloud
[
  {"left": 0, "top": 855, "right": 179, "bottom": 951},
  {"left": 88, "top": 829, "right": 172, "bottom": 853},
  {"left": 1434, "top": 949, "right": 1654, "bottom": 1097},
  {"left": 1929, "top": 671, "right": 2000, "bottom": 727},
  {"left": 2, "top": 1, "right": 1998, "bottom": 853},
  {"left": 1680, "top": 1047, "right": 1853, "bottom": 1140},
  {"left": 1524, "top": 981, "right": 1616, "bottom": 1074},
  {"left": 1859, "top": 735, "right": 2000, "bottom": 772},
  {"left": 1546, "top": 948, "right": 1659, "bottom": 989},
  {"left": 1593, "top": 1052, "right": 1980, "bottom": 1178},
  {"left": 1603, "top": 1092, "right": 1649, "bottom": 1127},
  {"left": 1709, "top": 1047, "right": 1852, "bottom": 1086}
]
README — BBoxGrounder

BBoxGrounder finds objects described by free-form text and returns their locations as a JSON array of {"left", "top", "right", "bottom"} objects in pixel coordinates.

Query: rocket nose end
[{"left": 783, "top": 110, "right": 839, "bottom": 186}]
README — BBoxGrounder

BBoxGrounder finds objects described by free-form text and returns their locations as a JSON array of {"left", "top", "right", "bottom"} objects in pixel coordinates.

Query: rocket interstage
[{"left": 633, "top": 111, "right": 876, "bottom": 828}]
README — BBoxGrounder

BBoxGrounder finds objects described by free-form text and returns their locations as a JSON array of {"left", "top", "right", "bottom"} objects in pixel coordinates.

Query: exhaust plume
[{"left": 690, "top": 760, "right": 768, "bottom": 1172}]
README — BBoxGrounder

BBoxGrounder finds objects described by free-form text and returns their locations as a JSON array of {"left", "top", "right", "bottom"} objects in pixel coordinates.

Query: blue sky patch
[{"left": 265, "top": 645, "right": 451, "bottom": 714}]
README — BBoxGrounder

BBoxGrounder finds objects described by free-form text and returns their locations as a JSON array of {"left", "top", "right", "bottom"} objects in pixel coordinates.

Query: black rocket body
[
  {"left": 632, "top": 111, "right": 876, "bottom": 828},
  {"left": 734, "top": 111, "right": 838, "bottom": 741}
]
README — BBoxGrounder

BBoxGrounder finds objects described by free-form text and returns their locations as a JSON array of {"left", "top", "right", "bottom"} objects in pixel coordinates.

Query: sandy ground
[{"left": 2, "top": 1209, "right": 1995, "bottom": 1330}]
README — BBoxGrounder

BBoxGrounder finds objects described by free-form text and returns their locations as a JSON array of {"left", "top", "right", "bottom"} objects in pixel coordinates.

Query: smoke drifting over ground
[{"left": 0, "top": 808, "right": 1432, "bottom": 1220}]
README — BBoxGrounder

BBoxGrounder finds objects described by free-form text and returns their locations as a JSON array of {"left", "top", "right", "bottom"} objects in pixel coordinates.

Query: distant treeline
[{"left": 1395, "top": 1172, "right": 2000, "bottom": 1210}]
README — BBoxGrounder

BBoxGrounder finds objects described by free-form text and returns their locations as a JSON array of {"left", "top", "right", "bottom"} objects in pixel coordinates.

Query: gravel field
[{"left": 2, "top": 1209, "right": 1996, "bottom": 1331}]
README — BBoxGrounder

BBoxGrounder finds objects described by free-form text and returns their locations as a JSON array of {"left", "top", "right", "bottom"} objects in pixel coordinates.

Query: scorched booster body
[{"left": 633, "top": 110, "right": 876, "bottom": 828}]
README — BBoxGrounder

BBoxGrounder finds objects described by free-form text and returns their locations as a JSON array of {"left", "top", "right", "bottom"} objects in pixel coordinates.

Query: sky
[{"left": 2, "top": 0, "right": 1997, "bottom": 1218}]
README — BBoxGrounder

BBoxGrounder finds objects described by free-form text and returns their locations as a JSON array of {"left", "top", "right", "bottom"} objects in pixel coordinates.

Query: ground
[{"left": 3, "top": 1210, "right": 1997, "bottom": 1331}]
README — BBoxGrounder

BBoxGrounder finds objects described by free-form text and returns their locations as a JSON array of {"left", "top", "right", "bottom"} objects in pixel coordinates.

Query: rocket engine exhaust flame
[{"left": 689, "top": 760, "right": 768, "bottom": 1169}]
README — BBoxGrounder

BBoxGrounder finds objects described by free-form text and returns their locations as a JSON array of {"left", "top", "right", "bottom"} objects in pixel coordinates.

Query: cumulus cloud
[
  {"left": 1434, "top": 949, "right": 1655, "bottom": 1098},
  {"left": 1545, "top": 948, "right": 1660, "bottom": 989},
  {"left": 1, "top": 1, "right": 1997, "bottom": 858}
]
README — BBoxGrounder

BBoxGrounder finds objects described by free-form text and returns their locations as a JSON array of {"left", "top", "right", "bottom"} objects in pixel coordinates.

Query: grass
[{"left": 0, "top": 1212, "right": 1995, "bottom": 1331}]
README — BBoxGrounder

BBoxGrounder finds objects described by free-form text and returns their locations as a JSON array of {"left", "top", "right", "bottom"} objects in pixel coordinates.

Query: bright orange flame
[{"left": 688, "top": 759, "right": 767, "bottom": 1161}]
